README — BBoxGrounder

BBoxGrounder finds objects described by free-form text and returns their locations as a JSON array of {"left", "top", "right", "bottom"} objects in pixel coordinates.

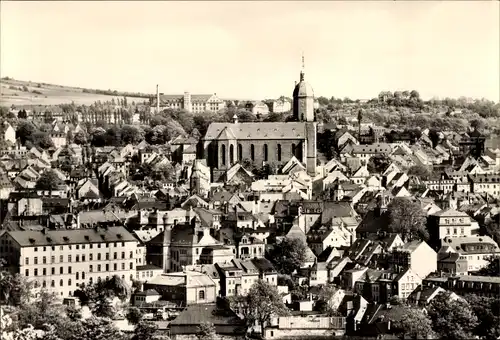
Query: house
[
  {"left": 0, "top": 122, "right": 16, "bottom": 144},
  {"left": 169, "top": 303, "right": 246, "bottom": 340},
  {"left": 246, "top": 101, "right": 270, "bottom": 116},
  {"left": 428, "top": 208, "right": 480, "bottom": 243},
  {"left": 144, "top": 271, "right": 217, "bottom": 306},
  {"left": 265, "top": 315, "right": 346, "bottom": 339},
  {"left": 388, "top": 240, "right": 437, "bottom": 279},
  {"left": 0, "top": 226, "right": 139, "bottom": 298},
  {"left": 438, "top": 235, "right": 500, "bottom": 273}
]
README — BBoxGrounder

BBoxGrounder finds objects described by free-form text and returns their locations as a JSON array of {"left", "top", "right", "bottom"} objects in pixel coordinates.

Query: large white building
[{"left": 0, "top": 227, "right": 139, "bottom": 298}]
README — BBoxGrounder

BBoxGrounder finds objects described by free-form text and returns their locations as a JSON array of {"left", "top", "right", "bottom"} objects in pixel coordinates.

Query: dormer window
[{"left": 63, "top": 236, "right": 69, "bottom": 242}]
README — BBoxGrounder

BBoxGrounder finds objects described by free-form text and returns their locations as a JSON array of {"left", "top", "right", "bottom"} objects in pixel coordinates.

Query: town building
[{"left": 201, "top": 60, "right": 317, "bottom": 181}]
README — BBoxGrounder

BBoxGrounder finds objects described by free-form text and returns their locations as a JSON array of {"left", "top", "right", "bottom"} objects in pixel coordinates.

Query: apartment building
[{"left": 0, "top": 226, "right": 139, "bottom": 298}]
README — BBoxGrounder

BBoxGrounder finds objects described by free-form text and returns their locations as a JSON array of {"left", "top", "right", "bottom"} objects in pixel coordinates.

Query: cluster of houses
[{"left": 0, "top": 111, "right": 499, "bottom": 339}]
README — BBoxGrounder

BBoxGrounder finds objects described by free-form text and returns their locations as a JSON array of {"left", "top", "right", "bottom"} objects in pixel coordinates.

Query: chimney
[{"left": 156, "top": 85, "right": 160, "bottom": 114}]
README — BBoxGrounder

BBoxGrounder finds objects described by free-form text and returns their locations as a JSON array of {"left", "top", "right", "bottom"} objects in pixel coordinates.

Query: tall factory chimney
[{"left": 156, "top": 85, "right": 160, "bottom": 113}]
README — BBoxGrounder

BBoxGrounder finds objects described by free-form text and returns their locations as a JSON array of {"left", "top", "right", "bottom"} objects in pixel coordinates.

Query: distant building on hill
[{"left": 149, "top": 90, "right": 226, "bottom": 114}]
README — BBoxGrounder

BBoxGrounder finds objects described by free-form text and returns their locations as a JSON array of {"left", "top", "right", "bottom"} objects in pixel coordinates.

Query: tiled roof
[
  {"left": 7, "top": 226, "right": 137, "bottom": 247},
  {"left": 204, "top": 122, "right": 307, "bottom": 140},
  {"left": 170, "top": 303, "right": 245, "bottom": 333}
]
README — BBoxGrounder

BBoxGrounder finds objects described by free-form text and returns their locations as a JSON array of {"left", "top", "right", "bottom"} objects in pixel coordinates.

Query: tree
[
  {"left": 470, "top": 118, "right": 485, "bottom": 132},
  {"left": 73, "top": 131, "right": 87, "bottom": 145},
  {"left": 69, "top": 317, "right": 124, "bottom": 340},
  {"left": 268, "top": 237, "right": 307, "bottom": 275},
  {"left": 121, "top": 125, "right": 144, "bottom": 145},
  {"left": 16, "top": 120, "right": 36, "bottom": 145},
  {"left": 196, "top": 322, "right": 217, "bottom": 340},
  {"left": 464, "top": 293, "right": 500, "bottom": 340},
  {"left": 126, "top": 307, "right": 143, "bottom": 325},
  {"left": 230, "top": 280, "right": 289, "bottom": 335},
  {"left": 387, "top": 197, "right": 429, "bottom": 241},
  {"left": 32, "top": 132, "right": 54, "bottom": 149},
  {"left": 410, "top": 90, "right": 420, "bottom": 100},
  {"left": 131, "top": 320, "right": 159, "bottom": 340},
  {"left": 0, "top": 272, "right": 34, "bottom": 306},
  {"left": 393, "top": 305, "right": 434, "bottom": 339},
  {"left": 478, "top": 255, "right": 500, "bottom": 276},
  {"left": 36, "top": 170, "right": 63, "bottom": 195},
  {"left": 428, "top": 129, "right": 441, "bottom": 148},
  {"left": 407, "top": 164, "right": 431, "bottom": 180},
  {"left": 428, "top": 292, "right": 478, "bottom": 339},
  {"left": 367, "top": 154, "right": 390, "bottom": 174}
]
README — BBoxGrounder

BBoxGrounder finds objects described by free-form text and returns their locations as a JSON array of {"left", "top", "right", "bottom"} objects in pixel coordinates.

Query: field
[{"left": 0, "top": 78, "right": 149, "bottom": 107}]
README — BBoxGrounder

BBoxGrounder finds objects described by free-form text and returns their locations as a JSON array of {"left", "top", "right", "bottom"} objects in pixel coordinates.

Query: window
[
  {"left": 25, "top": 257, "right": 29, "bottom": 265},
  {"left": 60, "top": 279, "right": 63, "bottom": 287},
  {"left": 122, "top": 252, "right": 125, "bottom": 259},
  {"left": 68, "top": 255, "right": 72, "bottom": 263},
  {"left": 43, "top": 268, "right": 46, "bottom": 276},
  {"left": 51, "top": 256, "right": 55, "bottom": 264},
  {"left": 34, "top": 247, "right": 38, "bottom": 252},
  {"left": 129, "top": 262, "right": 133, "bottom": 270},
  {"left": 90, "top": 254, "right": 93, "bottom": 261},
  {"left": 106, "top": 253, "right": 109, "bottom": 260},
  {"left": 238, "top": 143, "right": 243, "bottom": 160},
  {"left": 277, "top": 144, "right": 282, "bottom": 161},
  {"left": 106, "top": 264, "right": 109, "bottom": 271},
  {"left": 76, "top": 272, "right": 79, "bottom": 280},
  {"left": 82, "top": 255, "right": 85, "bottom": 262},
  {"left": 68, "top": 279, "right": 72, "bottom": 286},
  {"left": 199, "top": 290, "right": 205, "bottom": 300},
  {"left": 34, "top": 257, "right": 38, "bottom": 265},
  {"left": 68, "top": 266, "right": 72, "bottom": 274},
  {"left": 43, "top": 256, "right": 46, "bottom": 264},
  {"left": 292, "top": 143, "right": 296, "bottom": 157},
  {"left": 76, "top": 245, "right": 79, "bottom": 250},
  {"left": 51, "top": 267, "right": 55, "bottom": 275},
  {"left": 250, "top": 144, "right": 255, "bottom": 161},
  {"left": 122, "top": 263, "right": 125, "bottom": 270},
  {"left": 82, "top": 272, "right": 85, "bottom": 280},
  {"left": 129, "top": 251, "right": 133, "bottom": 259},
  {"left": 34, "top": 269, "right": 38, "bottom": 276},
  {"left": 60, "top": 255, "right": 63, "bottom": 263},
  {"left": 98, "top": 264, "right": 101, "bottom": 272},
  {"left": 229, "top": 144, "right": 234, "bottom": 164},
  {"left": 113, "top": 252, "right": 117, "bottom": 260},
  {"left": 42, "top": 281, "right": 46, "bottom": 288},
  {"left": 114, "top": 263, "right": 117, "bottom": 271},
  {"left": 221, "top": 144, "right": 226, "bottom": 165},
  {"left": 263, "top": 144, "right": 268, "bottom": 162},
  {"left": 76, "top": 255, "right": 80, "bottom": 262},
  {"left": 25, "top": 269, "right": 29, "bottom": 276},
  {"left": 51, "top": 280, "right": 55, "bottom": 287},
  {"left": 98, "top": 253, "right": 101, "bottom": 261},
  {"left": 60, "top": 267, "right": 63, "bottom": 274}
]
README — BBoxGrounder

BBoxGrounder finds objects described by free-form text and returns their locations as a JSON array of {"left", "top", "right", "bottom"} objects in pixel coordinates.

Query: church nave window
[
  {"left": 251, "top": 144, "right": 255, "bottom": 161},
  {"left": 230, "top": 145, "right": 234, "bottom": 165},
  {"left": 238, "top": 144, "right": 243, "bottom": 161},
  {"left": 221, "top": 145, "right": 226, "bottom": 165},
  {"left": 292, "top": 144, "right": 296, "bottom": 157},
  {"left": 263, "top": 144, "right": 268, "bottom": 162},
  {"left": 277, "top": 144, "right": 282, "bottom": 161}
]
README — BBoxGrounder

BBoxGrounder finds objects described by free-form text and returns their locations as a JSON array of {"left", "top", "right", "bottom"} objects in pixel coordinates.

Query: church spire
[{"left": 300, "top": 52, "right": 305, "bottom": 81}]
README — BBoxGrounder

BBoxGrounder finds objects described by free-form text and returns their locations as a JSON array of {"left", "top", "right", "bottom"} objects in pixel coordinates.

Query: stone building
[{"left": 201, "top": 59, "right": 317, "bottom": 182}]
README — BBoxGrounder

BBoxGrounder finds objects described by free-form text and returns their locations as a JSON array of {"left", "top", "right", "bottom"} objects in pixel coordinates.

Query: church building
[{"left": 200, "top": 59, "right": 317, "bottom": 182}]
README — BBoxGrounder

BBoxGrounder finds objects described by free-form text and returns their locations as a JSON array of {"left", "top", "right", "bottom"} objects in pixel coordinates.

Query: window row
[
  {"left": 219, "top": 143, "right": 296, "bottom": 165},
  {"left": 26, "top": 251, "right": 134, "bottom": 265},
  {"left": 33, "top": 242, "right": 128, "bottom": 252},
  {"left": 89, "top": 262, "right": 134, "bottom": 272}
]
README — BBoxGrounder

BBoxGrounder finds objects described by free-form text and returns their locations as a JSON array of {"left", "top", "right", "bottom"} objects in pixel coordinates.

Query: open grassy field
[{"left": 0, "top": 78, "right": 150, "bottom": 107}]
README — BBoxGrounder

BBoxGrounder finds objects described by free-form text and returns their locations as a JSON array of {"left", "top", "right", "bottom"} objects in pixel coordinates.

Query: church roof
[{"left": 204, "top": 122, "right": 307, "bottom": 141}]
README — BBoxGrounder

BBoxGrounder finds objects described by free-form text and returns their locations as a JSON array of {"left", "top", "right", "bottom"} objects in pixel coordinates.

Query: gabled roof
[{"left": 204, "top": 122, "right": 307, "bottom": 140}]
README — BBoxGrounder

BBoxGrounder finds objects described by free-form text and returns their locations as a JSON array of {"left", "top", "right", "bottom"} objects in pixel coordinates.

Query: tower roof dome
[{"left": 293, "top": 76, "right": 314, "bottom": 98}]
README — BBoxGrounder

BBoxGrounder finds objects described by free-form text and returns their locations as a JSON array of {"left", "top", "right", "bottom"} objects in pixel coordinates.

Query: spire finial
[{"left": 300, "top": 52, "right": 305, "bottom": 81}]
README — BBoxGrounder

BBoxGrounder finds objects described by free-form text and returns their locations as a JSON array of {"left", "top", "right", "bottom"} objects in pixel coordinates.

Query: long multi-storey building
[
  {"left": 0, "top": 226, "right": 139, "bottom": 298},
  {"left": 150, "top": 91, "right": 226, "bottom": 114}
]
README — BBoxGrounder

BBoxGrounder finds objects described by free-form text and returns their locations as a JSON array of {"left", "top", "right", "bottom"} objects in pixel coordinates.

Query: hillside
[{"left": 0, "top": 78, "right": 151, "bottom": 107}]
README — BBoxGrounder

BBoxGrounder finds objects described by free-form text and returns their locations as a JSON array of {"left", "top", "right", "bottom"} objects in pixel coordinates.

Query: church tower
[
  {"left": 292, "top": 55, "right": 317, "bottom": 177},
  {"left": 293, "top": 55, "right": 315, "bottom": 122}
]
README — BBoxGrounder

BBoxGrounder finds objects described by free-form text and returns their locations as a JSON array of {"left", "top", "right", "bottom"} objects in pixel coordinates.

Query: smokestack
[{"left": 156, "top": 85, "right": 160, "bottom": 114}]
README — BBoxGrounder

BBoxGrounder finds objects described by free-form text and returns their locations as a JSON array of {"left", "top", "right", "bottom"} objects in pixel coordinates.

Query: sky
[{"left": 1, "top": 1, "right": 499, "bottom": 102}]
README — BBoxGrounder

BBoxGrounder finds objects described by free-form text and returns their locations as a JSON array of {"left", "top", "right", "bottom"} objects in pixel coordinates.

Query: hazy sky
[{"left": 1, "top": 1, "right": 499, "bottom": 101}]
